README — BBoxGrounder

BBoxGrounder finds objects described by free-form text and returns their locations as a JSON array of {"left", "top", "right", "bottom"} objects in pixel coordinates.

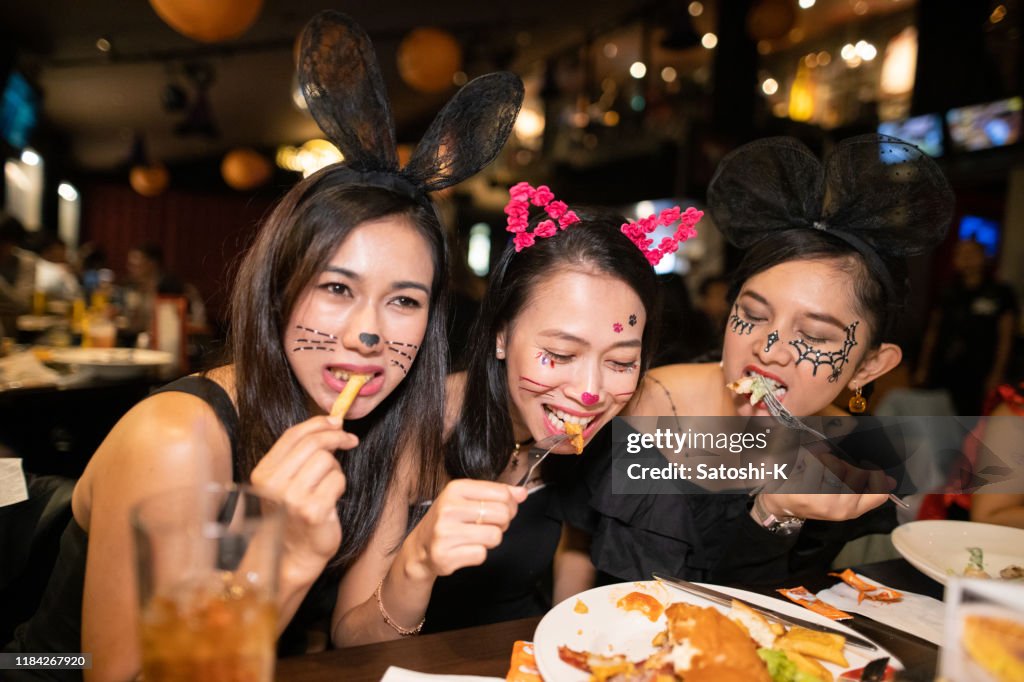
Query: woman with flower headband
[
  {"left": 328, "top": 183, "right": 702, "bottom": 642},
  {"left": 573, "top": 135, "right": 956, "bottom": 584},
  {"left": 3, "top": 12, "right": 523, "bottom": 679}
]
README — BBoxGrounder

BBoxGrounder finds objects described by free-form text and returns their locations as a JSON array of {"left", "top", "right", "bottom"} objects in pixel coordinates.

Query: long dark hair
[
  {"left": 448, "top": 209, "right": 660, "bottom": 481},
  {"left": 227, "top": 165, "right": 448, "bottom": 568},
  {"left": 727, "top": 229, "right": 907, "bottom": 348}
]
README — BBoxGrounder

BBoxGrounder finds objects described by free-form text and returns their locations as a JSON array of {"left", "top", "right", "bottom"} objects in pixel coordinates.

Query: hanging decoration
[
  {"left": 130, "top": 164, "right": 170, "bottom": 197},
  {"left": 148, "top": 0, "right": 263, "bottom": 43},
  {"left": 746, "top": 0, "right": 797, "bottom": 42},
  {"left": 396, "top": 27, "right": 463, "bottom": 94},
  {"left": 221, "top": 148, "right": 272, "bottom": 190}
]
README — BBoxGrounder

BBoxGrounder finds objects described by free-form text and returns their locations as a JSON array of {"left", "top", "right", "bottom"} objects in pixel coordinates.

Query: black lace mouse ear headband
[
  {"left": 707, "top": 134, "right": 955, "bottom": 299},
  {"left": 298, "top": 11, "right": 524, "bottom": 207}
]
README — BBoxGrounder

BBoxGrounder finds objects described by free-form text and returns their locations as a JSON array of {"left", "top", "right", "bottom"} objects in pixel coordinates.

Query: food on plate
[
  {"left": 574, "top": 599, "right": 589, "bottom": 614},
  {"left": 838, "top": 663, "right": 897, "bottom": 681},
  {"left": 964, "top": 547, "right": 991, "bottom": 579},
  {"left": 729, "top": 599, "right": 784, "bottom": 648},
  {"left": 775, "top": 626, "right": 849, "bottom": 668},
  {"left": 565, "top": 421, "right": 585, "bottom": 454},
  {"left": 1000, "top": 565, "right": 1024, "bottom": 580},
  {"left": 827, "top": 570, "right": 903, "bottom": 604},
  {"left": 777, "top": 587, "right": 853, "bottom": 621},
  {"left": 727, "top": 373, "right": 784, "bottom": 406},
  {"left": 558, "top": 600, "right": 854, "bottom": 682},
  {"left": 616, "top": 592, "right": 664, "bottom": 622},
  {"left": 962, "top": 613, "right": 1024, "bottom": 682},
  {"left": 329, "top": 373, "right": 371, "bottom": 421}
]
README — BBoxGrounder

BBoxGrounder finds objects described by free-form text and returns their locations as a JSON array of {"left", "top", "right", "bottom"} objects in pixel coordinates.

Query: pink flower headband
[{"left": 504, "top": 181, "right": 703, "bottom": 265}]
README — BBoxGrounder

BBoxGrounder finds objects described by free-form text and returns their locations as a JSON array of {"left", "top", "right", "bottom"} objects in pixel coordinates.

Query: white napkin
[
  {"left": 379, "top": 668, "right": 502, "bottom": 682},
  {"left": 0, "top": 457, "right": 29, "bottom": 507},
  {"left": 815, "top": 573, "right": 945, "bottom": 645}
]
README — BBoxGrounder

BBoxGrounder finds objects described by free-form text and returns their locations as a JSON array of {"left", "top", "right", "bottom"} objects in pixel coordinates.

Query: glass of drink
[{"left": 131, "top": 483, "right": 284, "bottom": 682}]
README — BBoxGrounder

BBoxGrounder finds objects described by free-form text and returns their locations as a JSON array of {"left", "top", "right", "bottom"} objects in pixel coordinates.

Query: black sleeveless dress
[{"left": 2, "top": 376, "right": 338, "bottom": 680}]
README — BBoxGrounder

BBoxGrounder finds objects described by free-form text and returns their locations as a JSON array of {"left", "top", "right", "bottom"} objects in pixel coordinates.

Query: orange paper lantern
[
  {"left": 130, "top": 163, "right": 170, "bottom": 197},
  {"left": 397, "top": 28, "right": 462, "bottom": 94},
  {"left": 148, "top": 0, "right": 263, "bottom": 43},
  {"left": 221, "top": 148, "right": 272, "bottom": 190}
]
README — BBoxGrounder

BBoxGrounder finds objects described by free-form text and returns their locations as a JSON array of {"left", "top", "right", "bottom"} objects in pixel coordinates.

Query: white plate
[
  {"left": 893, "top": 520, "right": 1024, "bottom": 585},
  {"left": 46, "top": 347, "right": 174, "bottom": 379},
  {"left": 533, "top": 580, "right": 900, "bottom": 681}
]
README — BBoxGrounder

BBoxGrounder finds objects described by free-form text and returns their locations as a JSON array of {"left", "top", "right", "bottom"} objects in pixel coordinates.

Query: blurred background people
[
  {"left": 0, "top": 214, "right": 36, "bottom": 337},
  {"left": 29, "top": 232, "right": 81, "bottom": 304},
  {"left": 121, "top": 242, "right": 207, "bottom": 337},
  {"left": 916, "top": 239, "right": 1019, "bottom": 414}
]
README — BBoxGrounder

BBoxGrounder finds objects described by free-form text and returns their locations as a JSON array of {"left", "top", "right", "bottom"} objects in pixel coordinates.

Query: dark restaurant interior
[{"left": 1, "top": 1, "right": 1024, "bottom": 680}]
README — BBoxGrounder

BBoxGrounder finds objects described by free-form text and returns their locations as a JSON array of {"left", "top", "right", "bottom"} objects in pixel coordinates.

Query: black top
[
  {"left": 2, "top": 376, "right": 338, "bottom": 679},
  {"left": 929, "top": 278, "right": 1018, "bottom": 413},
  {"left": 419, "top": 483, "right": 562, "bottom": 633},
  {"left": 552, "top": 422, "right": 896, "bottom": 587}
]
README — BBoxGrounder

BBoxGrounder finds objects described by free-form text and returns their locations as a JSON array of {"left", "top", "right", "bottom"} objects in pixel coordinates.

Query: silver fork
[
  {"left": 515, "top": 434, "right": 571, "bottom": 487},
  {"left": 757, "top": 378, "right": 909, "bottom": 508}
]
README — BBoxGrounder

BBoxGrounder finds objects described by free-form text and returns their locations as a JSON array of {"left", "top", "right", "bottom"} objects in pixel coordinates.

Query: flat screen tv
[
  {"left": 946, "top": 97, "right": 1022, "bottom": 152},
  {"left": 878, "top": 113, "right": 944, "bottom": 157},
  {"left": 0, "top": 71, "right": 39, "bottom": 150}
]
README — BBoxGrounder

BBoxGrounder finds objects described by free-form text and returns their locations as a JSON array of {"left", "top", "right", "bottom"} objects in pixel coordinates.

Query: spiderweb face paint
[
  {"left": 764, "top": 330, "right": 780, "bottom": 353},
  {"left": 789, "top": 321, "right": 859, "bottom": 383},
  {"left": 728, "top": 304, "right": 754, "bottom": 336},
  {"left": 292, "top": 325, "right": 339, "bottom": 352}
]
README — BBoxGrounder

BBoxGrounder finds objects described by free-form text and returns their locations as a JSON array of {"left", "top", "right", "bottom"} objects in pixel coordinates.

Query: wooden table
[{"left": 276, "top": 559, "right": 942, "bottom": 681}]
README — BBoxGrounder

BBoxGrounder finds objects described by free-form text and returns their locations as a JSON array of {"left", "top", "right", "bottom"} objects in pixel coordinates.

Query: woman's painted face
[
  {"left": 722, "top": 259, "right": 869, "bottom": 417},
  {"left": 500, "top": 269, "right": 646, "bottom": 454},
  {"left": 284, "top": 216, "right": 433, "bottom": 420}
]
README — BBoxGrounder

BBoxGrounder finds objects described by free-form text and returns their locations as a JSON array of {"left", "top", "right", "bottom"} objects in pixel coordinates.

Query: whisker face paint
[
  {"left": 789, "top": 320, "right": 859, "bottom": 383},
  {"left": 297, "top": 325, "right": 338, "bottom": 339},
  {"left": 389, "top": 359, "right": 408, "bottom": 375},
  {"left": 729, "top": 304, "right": 754, "bottom": 336}
]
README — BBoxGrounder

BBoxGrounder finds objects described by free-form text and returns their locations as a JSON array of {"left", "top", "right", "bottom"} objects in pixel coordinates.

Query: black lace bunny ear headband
[
  {"left": 298, "top": 11, "right": 524, "bottom": 209},
  {"left": 706, "top": 134, "right": 955, "bottom": 299}
]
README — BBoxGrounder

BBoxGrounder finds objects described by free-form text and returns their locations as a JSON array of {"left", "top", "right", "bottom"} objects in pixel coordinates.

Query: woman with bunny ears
[
  {"left": 578, "top": 135, "right": 955, "bottom": 584},
  {"left": 3, "top": 12, "right": 522, "bottom": 680}
]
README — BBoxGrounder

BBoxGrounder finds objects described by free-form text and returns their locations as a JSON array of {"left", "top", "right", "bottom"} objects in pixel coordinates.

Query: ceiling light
[
  {"left": 762, "top": 78, "right": 779, "bottom": 95},
  {"left": 701, "top": 33, "right": 718, "bottom": 49},
  {"left": 58, "top": 182, "right": 79, "bottom": 202},
  {"left": 798, "top": 0, "right": 815, "bottom": 8},
  {"left": 20, "top": 149, "right": 40, "bottom": 166},
  {"left": 661, "top": 66, "right": 678, "bottom": 83},
  {"left": 688, "top": 2, "right": 704, "bottom": 16},
  {"left": 630, "top": 61, "right": 647, "bottom": 78}
]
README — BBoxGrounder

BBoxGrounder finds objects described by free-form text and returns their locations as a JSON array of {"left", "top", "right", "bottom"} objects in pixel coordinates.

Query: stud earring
[
  {"left": 496, "top": 347, "right": 505, "bottom": 359},
  {"left": 848, "top": 384, "right": 867, "bottom": 414}
]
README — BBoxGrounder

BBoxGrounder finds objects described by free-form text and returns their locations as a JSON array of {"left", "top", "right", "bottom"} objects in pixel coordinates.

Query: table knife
[{"left": 651, "top": 572, "right": 878, "bottom": 652}]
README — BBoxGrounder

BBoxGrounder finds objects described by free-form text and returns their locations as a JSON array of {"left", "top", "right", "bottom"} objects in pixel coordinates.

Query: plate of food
[
  {"left": 45, "top": 347, "right": 174, "bottom": 379},
  {"left": 533, "top": 580, "right": 901, "bottom": 682},
  {"left": 892, "top": 520, "right": 1024, "bottom": 585}
]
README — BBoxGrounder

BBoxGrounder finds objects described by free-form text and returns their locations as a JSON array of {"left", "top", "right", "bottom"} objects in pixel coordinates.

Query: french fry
[
  {"left": 775, "top": 626, "right": 849, "bottom": 667},
  {"left": 565, "top": 422, "right": 584, "bottom": 454},
  {"left": 330, "top": 373, "right": 371, "bottom": 421},
  {"left": 782, "top": 649, "right": 833, "bottom": 682}
]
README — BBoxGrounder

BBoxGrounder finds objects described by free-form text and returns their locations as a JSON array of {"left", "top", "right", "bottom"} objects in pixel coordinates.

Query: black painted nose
[{"left": 359, "top": 332, "right": 380, "bottom": 347}]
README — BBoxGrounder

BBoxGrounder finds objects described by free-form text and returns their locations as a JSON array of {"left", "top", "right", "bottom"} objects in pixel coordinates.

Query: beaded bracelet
[{"left": 375, "top": 577, "right": 425, "bottom": 636}]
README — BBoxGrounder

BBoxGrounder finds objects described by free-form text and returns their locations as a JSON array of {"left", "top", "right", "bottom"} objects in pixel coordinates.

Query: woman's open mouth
[{"left": 727, "top": 368, "right": 788, "bottom": 406}]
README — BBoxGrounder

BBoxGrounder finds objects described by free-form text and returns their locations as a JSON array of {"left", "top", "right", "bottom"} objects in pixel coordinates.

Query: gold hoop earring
[{"left": 849, "top": 385, "right": 867, "bottom": 414}]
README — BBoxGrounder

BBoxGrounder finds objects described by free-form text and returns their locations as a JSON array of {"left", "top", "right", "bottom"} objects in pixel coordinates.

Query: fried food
[
  {"left": 565, "top": 422, "right": 584, "bottom": 454},
  {"left": 729, "top": 599, "right": 783, "bottom": 648},
  {"left": 330, "top": 373, "right": 371, "bottom": 421},
  {"left": 617, "top": 591, "right": 664, "bottom": 622},
  {"left": 664, "top": 603, "right": 772, "bottom": 681},
  {"left": 962, "top": 613, "right": 1024, "bottom": 682},
  {"left": 775, "top": 626, "right": 848, "bottom": 668}
]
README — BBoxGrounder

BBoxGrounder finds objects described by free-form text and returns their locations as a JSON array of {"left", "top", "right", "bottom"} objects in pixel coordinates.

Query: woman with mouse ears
[
  {"left": 330, "top": 184, "right": 703, "bottom": 643},
  {"left": 569, "top": 134, "right": 955, "bottom": 585},
  {"left": 3, "top": 11, "right": 523, "bottom": 680}
]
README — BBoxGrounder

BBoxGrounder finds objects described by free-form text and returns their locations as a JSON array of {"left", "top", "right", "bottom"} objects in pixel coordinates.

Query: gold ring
[{"left": 475, "top": 500, "right": 486, "bottom": 524}]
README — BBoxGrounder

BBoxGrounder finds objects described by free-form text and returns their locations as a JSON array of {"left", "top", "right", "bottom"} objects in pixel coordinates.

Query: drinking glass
[{"left": 132, "top": 483, "right": 284, "bottom": 682}]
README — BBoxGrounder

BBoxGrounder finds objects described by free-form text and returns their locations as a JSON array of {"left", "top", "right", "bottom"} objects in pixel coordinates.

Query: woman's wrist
[
  {"left": 280, "top": 552, "right": 329, "bottom": 591},
  {"left": 397, "top": 531, "right": 438, "bottom": 585}
]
